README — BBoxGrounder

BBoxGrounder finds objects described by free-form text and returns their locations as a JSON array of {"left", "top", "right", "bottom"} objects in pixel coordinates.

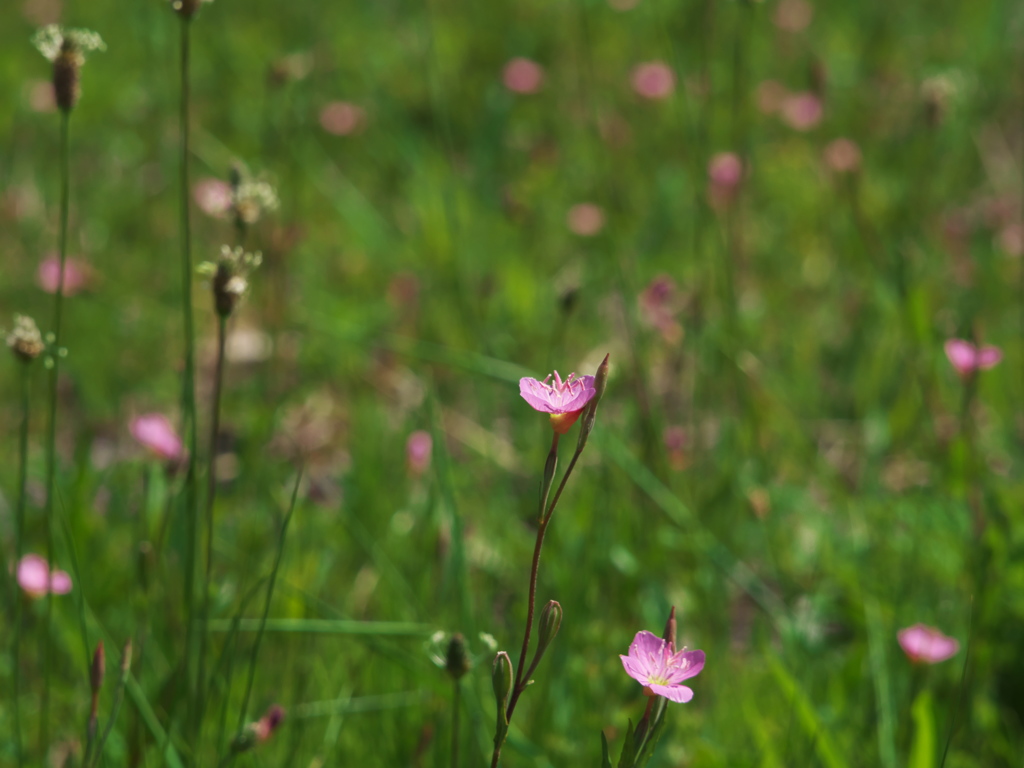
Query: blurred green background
[{"left": 2, "top": 0, "right": 1024, "bottom": 764}]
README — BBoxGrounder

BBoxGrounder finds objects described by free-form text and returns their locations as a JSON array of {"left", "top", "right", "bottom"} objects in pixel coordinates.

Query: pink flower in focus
[
  {"left": 780, "top": 92, "right": 823, "bottom": 131},
  {"left": 17, "top": 554, "right": 72, "bottom": 598},
  {"left": 503, "top": 58, "right": 544, "bottom": 94},
  {"left": 898, "top": 624, "right": 959, "bottom": 664},
  {"left": 631, "top": 62, "right": 675, "bottom": 100},
  {"left": 519, "top": 371, "right": 596, "bottom": 434},
  {"left": 823, "top": 138, "right": 862, "bottom": 174},
  {"left": 567, "top": 203, "right": 605, "bottom": 236},
  {"left": 193, "top": 178, "right": 233, "bottom": 218},
  {"left": 38, "top": 256, "right": 91, "bottom": 296},
  {"left": 406, "top": 430, "right": 433, "bottom": 476},
  {"left": 130, "top": 414, "right": 185, "bottom": 461},
  {"left": 319, "top": 101, "right": 367, "bottom": 136},
  {"left": 944, "top": 339, "right": 1002, "bottom": 377},
  {"left": 620, "top": 630, "right": 705, "bottom": 703}
]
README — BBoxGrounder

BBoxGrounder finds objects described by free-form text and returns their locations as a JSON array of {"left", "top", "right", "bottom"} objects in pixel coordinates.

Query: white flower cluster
[{"left": 32, "top": 25, "right": 106, "bottom": 63}]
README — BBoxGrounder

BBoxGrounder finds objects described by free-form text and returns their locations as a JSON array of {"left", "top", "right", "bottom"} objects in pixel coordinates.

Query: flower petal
[
  {"left": 519, "top": 378, "right": 558, "bottom": 413},
  {"left": 944, "top": 339, "right": 977, "bottom": 375},
  {"left": 647, "top": 683, "right": 694, "bottom": 703}
]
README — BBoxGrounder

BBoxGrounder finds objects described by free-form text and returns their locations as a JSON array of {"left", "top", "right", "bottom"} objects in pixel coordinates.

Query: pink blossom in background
[
  {"left": 608, "top": 0, "right": 641, "bottom": 9},
  {"left": 631, "top": 61, "right": 675, "bottom": 100},
  {"left": 773, "top": 0, "right": 814, "bottom": 32},
  {"left": 664, "top": 425, "right": 689, "bottom": 471},
  {"left": 620, "top": 630, "right": 705, "bottom": 702},
  {"left": 566, "top": 203, "right": 605, "bottom": 236},
  {"left": 38, "top": 256, "right": 91, "bottom": 296},
  {"left": 823, "top": 138, "right": 862, "bottom": 174},
  {"left": 639, "top": 275, "right": 682, "bottom": 343},
  {"left": 756, "top": 80, "right": 788, "bottom": 115},
  {"left": 252, "top": 705, "right": 285, "bottom": 743},
  {"left": 503, "top": 58, "right": 544, "bottom": 94},
  {"left": 193, "top": 178, "right": 233, "bottom": 218},
  {"left": 130, "top": 414, "right": 185, "bottom": 461},
  {"left": 898, "top": 624, "right": 959, "bottom": 664},
  {"left": 997, "top": 223, "right": 1024, "bottom": 257},
  {"left": 944, "top": 339, "right": 1002, "bottom": 377},
  {"left": 319, "top": 101, "right": 367, "bottom": 136},
  {"left": 780, "top": 92, "right": 823, "bottom": 131},
  {"left": 519, "top": 371, "right": 596, "bottom": 434},
  {"left": 406, "top": 430, "right": 433, "bottom": 476},
  {"left": 17, "top": 554, "right": 72, "bottom": 598},
  {"left": 708, "top": 152, "right": 743, "bottom": 209}
]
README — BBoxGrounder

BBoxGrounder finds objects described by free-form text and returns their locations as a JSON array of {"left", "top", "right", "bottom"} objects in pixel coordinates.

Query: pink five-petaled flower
[
  {"left": 17, "top": 553, "right": 72, "bottom": 598},
  {"left": 944, "top": 339, "right": 1002, "bottom": 377},
  {"left": 898, "top": 624, "right": 959, "bottom": 665},
  {"left": 130, "top": 414, "right": 185, "bottom": 461},
  {"left": 519, "top": 371, "right": 596, "bottom": 434},
  {"left": 620, "top": 630, "right": 705, "bottom": 703}
]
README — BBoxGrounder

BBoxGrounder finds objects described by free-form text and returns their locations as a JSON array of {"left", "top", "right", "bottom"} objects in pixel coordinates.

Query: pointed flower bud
[
  {"left": 577, "top": 354, "right": 610, "bottom": 451},
  {"left": 492, "top": 651, "right": 513, "bottom": 709},
  {"left": 445, "top": 633, "right": 471, "bottom": 680},
  {"left": 120, "top": 638, "right": 133, "bottom": 674},
  {"left": 533, "top": 600, "right": 563, "bottom": 663},
  {"left": 662, "top": 606, "right": 677, "bottom": 652}
]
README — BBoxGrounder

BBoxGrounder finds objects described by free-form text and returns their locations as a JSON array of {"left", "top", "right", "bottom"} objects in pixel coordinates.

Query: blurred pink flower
[
  {"left": 823, "top": 138, "right": 861, "bottom": 174},
  {"left": 997, "top": 223, "right": 1024, "bottom": 257},
  {"left": 503, "top": 58, "right": 544, "bottom": 94},
  {"left": 252, "top": 704, "right": 285, "bottom": 743},
  {"left": 38, "top": 256, "right": 91, "bottom": 296},
  {"left": 944, "top": 339, "right": 1002, "bottom": 377},
  {"left": 27, "top": 79, "right": 56, "bottom": 112},
  {"left": 319, "top": 101, "right": 367, "bottom": 136},
  {"left": 17, "top": 554, "right": 72, "bottom": 598},
  {"left": 780, "top": 92, "right": 823, "bottom": 131},
  {"left": 708, "top": 152, "right": 743, "bottom": 209},
  {"left": 406, "top": 430, "right": 433, "bottom": 476},
  {"left": 519, "top": 371, "right": 596, "bottom": 434},
  {"left": 898, "top": 624, "right": 959, "bottom": 664},
  {"left": 193, "top": 178, "right": 233, "bottom": 218},
  {"left": 620, "top": 630, "right": 705, "bottom": 703},
  {"left": 773, "top": 0, "right": 814, "bottom": 32},
  {"left": 639, "top": 275, "right": 683, "bottom": 343},
  {"left": 130, "top": 414, "right": 185, "bottom": 461},
  {"left": 631, "top": 62, "right": 675, "bottom": 100},
  {"left": 566, "top": 203, "right": 605, "bottom": 236},
  {"left": 608, "top": 0, "right": 641, "bottom": 9}
]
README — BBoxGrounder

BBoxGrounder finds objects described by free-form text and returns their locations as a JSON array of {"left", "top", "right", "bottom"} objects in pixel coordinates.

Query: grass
[{"left": 2, "top": 0, "right": 1024, "bottom": 764}]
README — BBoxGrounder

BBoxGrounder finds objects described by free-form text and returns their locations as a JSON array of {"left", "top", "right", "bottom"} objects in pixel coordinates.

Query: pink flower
[
  {"left": 406, "top": 430, "right": 433, "bottom": 476},
  {"left": 620, "top": 630, "right": 705, "bottom": 703},
  {"left": 38, "top": 256, "right": 91, "bottom": 296},
  {"left": 898, "top": 624, "right": 959, "bottom": 664},
  {"left": 130, "top": 414, "right": 185, "bottom": 461},
  {"left": 707, "top": 152, "right": 743, "bottom": 209},
  {"left": 780, "top": 92, "right": 823, "bottom": 131},
  {"left": 319, "top": 101, "right": 367, "bottom": 136},
  {"left": 503, "top": 58, "right": 544, "bottom": 94},
  {"left": 252, "top": 704, "right": 285, "bottom": 743},
  {"left": 631, "top": 61, "right": 675, "bottom": 100},
  {"left": 193, "top": 178, "right": 233, "bottom": 218},
  {"left": 756, "top": 80, "right": 788, "bottom": 115},
  {"left": 566, "top": 203, "right": 605, "bottom": 236},
  {"left": 773, "top": 0, "right": 813, "bottom": 32},
  {"left": 17, "top": 554, "right": 72, "bottom": 598},
  {"left": 639, "top": 275, "right": 682, "bottom": 343},
  {"left": 944, "top": 339, "right": 1002, "bottom": 377},
  {"left": 27, "top": 79, "right": 56, "bottom": 112},
  {"left": 519, "top": 371, "right": 596, "bottom": 434},
  {"left": 823, "top": 138, "right": 862, "bottom": 174}
]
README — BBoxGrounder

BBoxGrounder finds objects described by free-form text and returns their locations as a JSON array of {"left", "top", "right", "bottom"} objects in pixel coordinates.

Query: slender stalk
[
  {"left": 41, "top": 106, "right": 71, "bottom": 757},
  {"left": 450, "top": 678, "right": 461, "bottom": 768},
  {"left": 13, "top": 364, "right": 30, "bottom": 767},
  {"left": 196, "top": 314, "right": 228, "bottom": 736},
  {"left": 176, "top": 14, "right": 202, "bottom": 744},
  {"left": 89, "top": 641, "right": 132, "bottom": 767}
]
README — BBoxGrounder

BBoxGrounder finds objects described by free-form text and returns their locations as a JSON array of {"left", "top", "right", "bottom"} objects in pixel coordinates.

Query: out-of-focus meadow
[{"left": 2, "top": 0, "right": 1024, "bottom": 764}]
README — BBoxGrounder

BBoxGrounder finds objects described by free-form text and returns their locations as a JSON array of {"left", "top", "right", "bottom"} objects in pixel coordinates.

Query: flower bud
[
  {"left": 662, "top": 606, "right": 677, "bottom": 652},
  {"left": 532, "top": 600, "right": 562, "bottom": 663},
  {"left": 577, "top": 353, "right": 610, "bottom": 450},
  {"left": 120, "top": 638, "right": 133, "bottom": 675},
  {"left": 492, "top": 651, "right": 513, "bottom": 709},
  {"left": 445, "top": 633, "right": 470, "bottom": 680}
]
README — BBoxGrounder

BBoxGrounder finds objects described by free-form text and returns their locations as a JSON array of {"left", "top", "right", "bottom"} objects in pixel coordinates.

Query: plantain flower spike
[
  {"left": 33, "top": 25, "right": 106, "bottom": 112},
  {"left": 7, "top": 315, "right": 45, "bottom": 363},
  {"left": 198, "top": 245, "right": 262, "bottom": 317}
]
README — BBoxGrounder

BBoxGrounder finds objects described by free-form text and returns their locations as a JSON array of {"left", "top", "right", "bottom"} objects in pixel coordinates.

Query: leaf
[
  {"left": 600, "top": 732, "right": 613, "bottom": 768},
  {"left": 616, "top": 718, "right": 636, "bottom": 768},
  {"left": 909, "top": 690, "right": 935, "bottom": 768},
  {"left": 768, "top": 656, "right": 849, "bottom": 768}
]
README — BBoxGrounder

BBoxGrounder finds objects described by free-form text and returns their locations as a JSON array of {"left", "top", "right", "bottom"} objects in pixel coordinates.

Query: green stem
[
  {"left": 176, "top": 15, "right": 202, "bottom": 746},
  {"left": 450, "top": 678, "right": 461, "bottom": 768},
  {"left": 13, "top": 364, "right": 30, "bottom": 767},
  {"left": 196, "top": 314, "right": 227, "bottom": 739},
  {"left": 89, "top": 642, "right": 132, "bottom": 767},
  {"left": 41, "top": 105, "right": 71, "bottom": 757}
]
